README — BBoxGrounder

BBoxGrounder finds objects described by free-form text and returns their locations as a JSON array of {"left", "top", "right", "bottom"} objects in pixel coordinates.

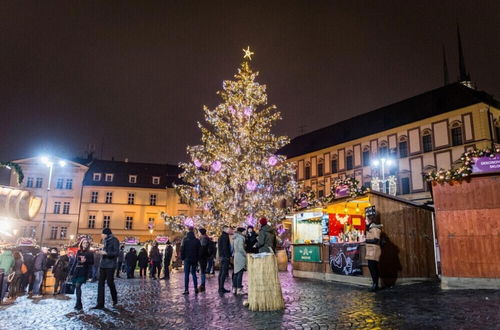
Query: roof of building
[
  {"left": 83, "top": 159, "right": 182, "bottom": 188},
  {"left": 279, "top": 83, "right": 499, "bottom": 158}
]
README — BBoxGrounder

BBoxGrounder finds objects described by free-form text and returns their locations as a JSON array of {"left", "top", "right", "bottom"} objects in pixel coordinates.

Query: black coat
[
  {"left": 22, "top": 253, "right": 35, "bottom": 273},
  {"left": 181, "top": 232, "right": 201, "bottom": 264},
  {"left": 70, "top": 250, "right": 94, "bottom": 278},
  {"left": 164, "top": 245, "right": 173, "bottom": 263},
  {"left": 245, "top": 231, "right": 259, "bottom": 253},
  {"left": 53, "top": 255, "right": 70, "bottom": 280},
  {"left": 100, "top": 235, "right": 120, "bottom": 269},
  {"left": 137, "top": 251, "right": 149, "bottom": 268},
  {"left": 125, "top": 251, "right": 138, "bottom": 267},
  {"left": 149, "top": 246, "right": 162, "bottom": 263},
  {"left": 218, "top": 232, "right": 231, "bottom": 259}
]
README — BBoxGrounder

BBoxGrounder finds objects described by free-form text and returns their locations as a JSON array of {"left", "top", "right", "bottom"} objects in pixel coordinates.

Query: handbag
[{"left": 64, "top": 281, "right": 75, "bottom": 294}]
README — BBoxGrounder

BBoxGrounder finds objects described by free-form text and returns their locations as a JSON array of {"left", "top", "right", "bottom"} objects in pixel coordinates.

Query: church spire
[
  {"left": 457, "top": 24, "right": 471, "bottom": 86},
  {"left": 442, "top": 44, "right": 449, "bottom": 85}
]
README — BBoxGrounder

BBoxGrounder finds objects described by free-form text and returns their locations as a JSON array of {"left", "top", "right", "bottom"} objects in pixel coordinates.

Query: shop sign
[
  {"left": 124, "top": 237, "right": 139, "bottom": 245},
  {"left": 296, "top": 211, "right": 323, "bottom": 221},
  {"left": 293, "top": 245, "right": 321, "bottom": 262},
  {"left": 155, "top": 236, "right": 169, "bottom": 244},
  {"left": 321, "top": 215, "right": 329, "bottom": 235},
  {"left": 335, "top": 185, "right": 349, "bottom": 198},
  {"left": 329, "top": 243, "right": 362, "bottom": 276},
  {"left": 17, "top": 238, "right": 36, "bottom": 246},
  {"left": 472, "top": 155, "right": 500, "bottom": 174}
]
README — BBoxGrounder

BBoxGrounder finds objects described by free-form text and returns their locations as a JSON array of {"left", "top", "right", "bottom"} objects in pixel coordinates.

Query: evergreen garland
[{"left": 0, "top": 161, "right": 24, "bottom": 184}]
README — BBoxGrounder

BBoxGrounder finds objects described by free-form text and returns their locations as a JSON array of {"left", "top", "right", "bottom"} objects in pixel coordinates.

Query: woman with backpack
[{"left": 53, "top": 251, "right": 70, "bottom": 295}]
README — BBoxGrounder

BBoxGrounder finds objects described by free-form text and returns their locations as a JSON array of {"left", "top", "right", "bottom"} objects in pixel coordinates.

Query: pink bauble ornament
[
  {"left": 246, "top": 180, "right": 257, "bottom": 191},
  {"left": 243, "top": 106, "right": 253, "bottom": 117},
  {"left": 184, "top": 217, "right": 194, "bottom": 227},
  {"left": 246, "top": 215, "right": 256, "bottom": 226},
  {"left": 228, "top": 106, "right": 236, "bottom": 114},
  {"left": 211, "top": 161, "right": 222, "bottom": 172},
  {"left": 194, "top": 159, "right": 202, "bottom": 168},
  {"left": 268, "top": 156, "right": 278, "bottom": 166}
]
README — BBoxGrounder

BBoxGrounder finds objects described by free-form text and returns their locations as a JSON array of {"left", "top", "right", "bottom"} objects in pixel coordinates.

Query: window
[
  {"left": 88, "top": 215, "right": 96, "bottom": 229},
  {"left": 362, "top": 148, "right": 370, "bottom": 167},
  {"left": 129, "top": 175, "right": 137, "bottom": 184},
  {"left": 379, "top": 143, "right": 388, "bottom": 157},
  {"left": 56, "top": 178, "right": 64, "bottom": 189},
  {"left": 128, "top": 193, "right": 135, "bottom": 205},
  {"left": 53, "top": 202, "right": 61, "bottom": 214},
  {"left": 363, "top": 181, "right": 371, "bottom": 190},
  {"left": 63, "top": 202, "right": 70, "bottom": 214},
  {"left": 148, "top": 217, "right": 155, "bottom": 229},
  {"left": 103, "top": 215, "right": 111, "bottom": 229},
  {"left": 318, "top": 190, "right": 324, "bottom": 198},
  {"left": 305, "top": 164, "right": 311, "bottom": 179},
  {"left": 331, "top": 158, "right": 338, "bottom": 173},
  {"left": 105, "top": 173, "right": 114, "bottom": 182},
  {"left": 91, "top": 191, "right": 98, "bottom": 203},
  {"left": 105, "top": 192, "right": 113, "bottom": 204},
  {"left": 125, "top": 216, "right": 133, "bottom": 230},
  {"left": 60, "top": 227, "right": 67, "bottom": 240},
  {"left": 65, "top": 179, "right": 73, "bottom": 190},
  {"left": 152, "top": 176, "right": 160, "bottom": 185},
  {"left": 346, "top": 152, "right": 353, "bottom": 171},
  {"left": 401, "top": 177, "right": 410, "bottom": 195},
  {"left": 93, "top": 173, "right": 101, "bottom": 181},
  {"left": 317, "top": 162, "right": 324, "bottom": 177},
  {"left": 23, "top": 226, "right": 37, "bottom": 238},
  {"left": 35, "top": 177, "right": 43, "bottom": 188},
  {"left": 150, "top": 194, "right": 157, "bottom": 206},
  {"left": 179, "top": 196, "right": 188, "bottom": 204},
  {"left": 399, "top": 138, "right": 408, "bottom": 158},
  {"left": 422, "top": 131, "right": 433, "bottom": 153},
  {"left": 26, "top": 177, "right": 34, "bottom": 188},
  {"left": 451, "top": 124, "right": 463, "bottom": 146},
  {"left": 50, "top": 227, "right": 58, "bottom": 240},
  {"left": 495, "top": 125, "right": 500, "bottom": 143}
]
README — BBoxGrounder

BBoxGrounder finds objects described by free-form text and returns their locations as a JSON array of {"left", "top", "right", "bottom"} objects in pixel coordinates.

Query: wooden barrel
[
  {"left": 276, "top": 249, "right": 288, "bottom": 272},
  {"left": 42, "top": 270, "right": 55, "bottom": 295}
]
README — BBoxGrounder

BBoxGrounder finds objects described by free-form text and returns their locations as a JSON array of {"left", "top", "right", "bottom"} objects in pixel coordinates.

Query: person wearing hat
[
  {"left": 257, "top": 218, "right": 277, "bottom": 253},
  {"left": 232, "top": 227, "right": 247, "bottom": 295},
  {"left": 92, "top": 228, "right": 120, "bottom": 309}
]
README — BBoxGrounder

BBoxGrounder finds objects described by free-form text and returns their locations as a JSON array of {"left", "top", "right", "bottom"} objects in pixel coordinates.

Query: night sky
[{"left": 1, "top": 1, "right": 498, "bottom": 165}]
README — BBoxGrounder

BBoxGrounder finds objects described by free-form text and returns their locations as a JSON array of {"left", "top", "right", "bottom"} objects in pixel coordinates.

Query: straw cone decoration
[{"left": 247, "top": 253, "right": 285, "bottom": 311}]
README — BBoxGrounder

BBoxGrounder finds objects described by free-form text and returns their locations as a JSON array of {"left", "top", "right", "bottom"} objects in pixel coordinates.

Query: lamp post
[
  {"left": 39, "top": 156, "right": 66, "bottom": 247},
  {"left": 371, "top": 157, "right": 393, "bottom": 194}
]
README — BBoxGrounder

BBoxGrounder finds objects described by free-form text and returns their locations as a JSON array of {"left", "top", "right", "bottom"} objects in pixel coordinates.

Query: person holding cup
[{"left": 69, "top": 239, "right": 94, "bottom": 310}]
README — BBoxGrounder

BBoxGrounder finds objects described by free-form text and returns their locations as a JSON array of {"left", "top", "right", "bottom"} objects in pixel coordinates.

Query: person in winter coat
[
  {"left": 149, "top": 242, "right": 162, "bottom": 280},
  {"left": 32, "top": 247, "right": 48, "bottom": 298},
  {"left": 5, "top": 251, "right": 24, "bottom": 302},
  {"left": 365, "top": 215, "right": 383, "bottom": 292},
  {"left": 46, "top": 248, "right": 59, "bottom": 270},
  {"left": 232, "top": 228, "right": 247, "bottom": 295},
  {"left": 91, "top": 250, "right": 101, "bottom": 282},
  {"left": 22, "top": 252, "right": 35, "bottom": 293},
  {"left": 0, "top": 249, "right": 14, "bottom": 302},
  {"left": 198, "top": 228, "right": 210, "bottom": 292},
  {"left": 162, "top": 241, "right": 173, "bottom": 279},
  {"left": 116, "top": 245, "right": 125, "bottom": 278},
  {"left": 137, "top": 248, "right": 149, "bottom": 278},
  {"left": 257, "top": 218, "right": 277, "bottom": 253},
  {"left": 53, "top": 253, "right": 70, "bottom": 295},
  {"left": 70, "top": 239, "right": 94, "bottom": 310},
  {"left": 207, "top": 239, "right": 216, "bottom": 275},
  {"left": 181, "top": 228, "right": 201, "bottom": 295},
  {"left": 245, "top": 226, "right": 259, "bottom": 253},
  {"left": 93, "top": 228, "right": 120, "bottom": 309},
  {"left": 217, "top": 226, "right": 232, "bottom": 293},
  {"left": 125, "top": 248, "right": 138, "bottom": 279}
]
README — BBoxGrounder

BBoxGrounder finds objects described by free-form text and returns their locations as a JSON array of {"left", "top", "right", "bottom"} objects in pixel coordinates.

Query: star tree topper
[{"left": 243, "top": 46, "right": 254, "bottom": 60}]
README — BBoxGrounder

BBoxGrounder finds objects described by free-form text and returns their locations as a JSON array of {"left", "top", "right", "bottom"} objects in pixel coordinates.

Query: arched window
[
  {"left": 331, "top": 155, "right": 338, "bottom": 174},
  {"left": 362, "top": 146, "right": 370, "bottom": 167},
  {"left": 398, "top": 136, "right": 408, "bottom": 158},
  {"left": 305, "top": 162, "right": 311, "bottom": 180},
  {"left": 450, "top": 121, "right": 463, "bottom": 146},
  {"left": 346, "top": 151, "right": 353, "bottom": 170},
  {"left": 422, "top": 129, "right": 433, "bottom": 153},
  {"left": 317, "top": 158, "right": 324, "bottom": 177},
  {"left": 379, "top": 141, "right": 388, "bottom": 157}
]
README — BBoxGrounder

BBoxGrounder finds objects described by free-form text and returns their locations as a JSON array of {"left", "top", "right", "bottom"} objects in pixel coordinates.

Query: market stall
[{"left": 291, "top": 191, "right": 436, "bottom": 287}]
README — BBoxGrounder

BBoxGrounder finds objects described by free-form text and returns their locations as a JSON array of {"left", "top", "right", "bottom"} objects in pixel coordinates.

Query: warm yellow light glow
[{"left": 243, "top": 46, "right": 254, "bottom": 60}]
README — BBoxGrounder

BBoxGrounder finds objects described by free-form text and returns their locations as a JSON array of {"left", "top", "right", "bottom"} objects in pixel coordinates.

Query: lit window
[
  {"left": 53, "top": 202, "right": 61, "bottom": 214},
  {"left": 65, "top": 179, "right": 73, "bottom": 190},
  {"left": 128, "top": 193, "right": 135, "bottom": 205},
  {"left": 105, "top": 192, "right": 113, "bottom": 204},
  {"left": 150, "top": 194, "right": 157, "bottom": 206},
  {"left": 91, "top": 191, "right": 98, "bottom": 203},
  {"left": 88, "top": 215, "right": 96, "bottom": 229},
  {"left": 63, "top": 202, "right": 70, "bottom": 214},
  {"left": 129, "top": 175, "right": 137, "bottom": 184},
  {"left": 105, "top": 173, "right": 114, "bottom": 182},
  {"left": 152, "top": 176, "right": 160, "bottom": 185},
  {"left": 93, "top": 173, "right": 102, "bottom": 181},
  {"left": 56, "top": 178, "right": 64, "bottom": 189}
]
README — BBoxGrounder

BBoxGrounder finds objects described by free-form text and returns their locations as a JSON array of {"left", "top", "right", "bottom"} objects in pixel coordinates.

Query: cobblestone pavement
[{"left": 0, "top": 269, "right": 499, "bottom": 330}]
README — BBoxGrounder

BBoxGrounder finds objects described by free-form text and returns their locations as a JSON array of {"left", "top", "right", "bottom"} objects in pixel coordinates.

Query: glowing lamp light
[
  {"left": 356, "top": 204, "right": 360, "bottom": 213},
  {"left": 246, "top": 180, "right": 257, "bottom": 191},
  {"left": 41, "top": 156, "right": 51, "bottom": 166},
  {"left": 371, "top": 159, "right": 379, "bottom": 167},
  {"left": 59, "top": 160, "right": 66, "bottom": 167},
  {"left": 211, "top": 161, "right": 222, "bottom": 172},
  {"left": 268, "top": 156, "right": 278, "bottom": 166},
  {"left": 386, "top": 159, "right": 393, "bottom": 166},
  {"left": 194, "top": 159, "right": 202, "bottom": 168}
]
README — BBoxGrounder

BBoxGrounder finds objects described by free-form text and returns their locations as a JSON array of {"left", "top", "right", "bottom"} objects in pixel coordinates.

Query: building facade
[
  {"left": 280, "top": 83, "right": 500, "bottom": 203},
  {"left": 9, "top": 157, "right": 88, "bottom": 246},
  {"left": 78, "top": 159, "right": 199, "bottom": 243}
]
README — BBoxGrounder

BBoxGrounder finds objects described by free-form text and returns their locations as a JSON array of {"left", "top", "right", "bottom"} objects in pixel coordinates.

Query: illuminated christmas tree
[{"left": 175, "top": 47, "right": 297, "bottom": 233}]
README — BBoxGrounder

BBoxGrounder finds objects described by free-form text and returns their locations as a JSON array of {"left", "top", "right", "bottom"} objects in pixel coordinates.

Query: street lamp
[
  {"left": 371, "top": 157, "right": 394, "bottom": 194},
  {"left": 39, "top": 156, "right": 66, "bottom": 247}
]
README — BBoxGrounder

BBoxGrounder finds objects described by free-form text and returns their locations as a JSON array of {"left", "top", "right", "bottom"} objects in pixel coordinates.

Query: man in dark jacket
[
  {"left": 217, "top": 226, "right": 232, "bottom": 293},
  {"left": 198, "top": 228, "right": 210, "bottom": 292},
  {"left": 180, "top": 228, "right": 201, "bottom": 294},
  {"left": 149, "top": 242, "right": 162, "bottom": 279},
  {"left": 22, "top": 252, "right": 35, "bottom": 293},
  {"left": 162, "top": 241, "right": 173, "bottom": 280},
  {"left": 32, "top": 247, "right": 47, "bottom": 298},
  {"left": 92, "top": 228, "right": 120, "bottom": 309},
  {"left": 125, "top": 248, "right": 138, "bottom": 279},
  {"left": 116, "top": 245, "right": 125, "bottom": 278}
]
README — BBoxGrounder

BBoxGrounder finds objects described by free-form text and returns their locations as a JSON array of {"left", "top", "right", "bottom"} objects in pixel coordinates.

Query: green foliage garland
[{"left": 0, "top": 161, "right": 24, "bottom": 184}]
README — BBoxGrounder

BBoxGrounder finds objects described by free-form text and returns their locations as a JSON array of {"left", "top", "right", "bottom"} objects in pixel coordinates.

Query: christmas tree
[{"left": 175, "top": 47, "right": 297, "bottom": 233}]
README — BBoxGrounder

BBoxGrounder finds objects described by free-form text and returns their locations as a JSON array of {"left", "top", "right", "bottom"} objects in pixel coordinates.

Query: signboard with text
[
  {"left": 329, "top": 243, "right": 362, "bottom": 276},
  {"left": 472, "top": 155, "right": 500, "bottom": 174},
  {"left": 335, "top": 185, "right": 349, "bottom": 198},
  {"left": 293, "top": 245, "right": 321, "bottom": 262}
]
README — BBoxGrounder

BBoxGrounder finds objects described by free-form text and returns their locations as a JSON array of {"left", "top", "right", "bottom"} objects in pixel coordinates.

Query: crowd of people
[{"left": 0, "top": 217, "right": 279, "bottom": 310}]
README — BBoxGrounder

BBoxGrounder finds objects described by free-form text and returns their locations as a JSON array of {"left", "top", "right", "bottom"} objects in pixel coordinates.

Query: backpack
[
  {"left": 21, "top": 263, "right": 28, "bottom": 274},
  {"left": 207, "top": 240, "right": 216, "bottom": 258}
]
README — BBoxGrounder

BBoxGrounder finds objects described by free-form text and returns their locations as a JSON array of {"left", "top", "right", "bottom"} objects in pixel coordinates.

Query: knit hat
[
  {"left": 259, "top": 217, "right": 268, "bottom": 226},
  {"left": 199, "top": 228, "right": 207, "bottom": 235},
  {"left": 102, "top": 228, "right": 112, "bottom": 235}
]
